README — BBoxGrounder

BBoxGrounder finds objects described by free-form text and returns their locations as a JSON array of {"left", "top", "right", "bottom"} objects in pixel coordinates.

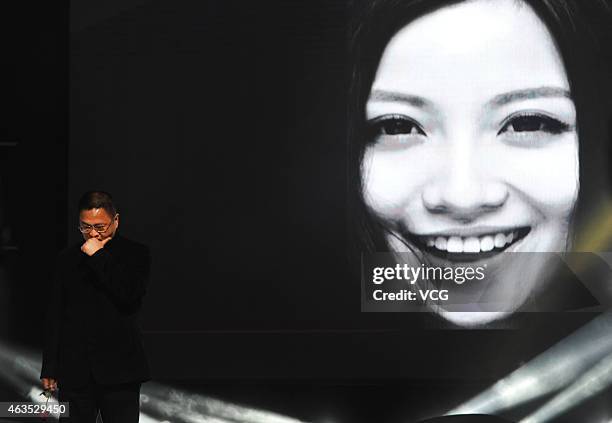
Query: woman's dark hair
[
  {"left": 78, "top": 190, "right": 117, "bottom": 216},
  {"left": 347, "top": 0, "right": 612, "bottom": 259}
]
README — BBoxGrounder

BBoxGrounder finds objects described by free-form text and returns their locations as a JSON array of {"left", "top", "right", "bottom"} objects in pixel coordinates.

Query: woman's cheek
[
  {"left": 361, "top": 146, "right": 431, "bottom": 219},
  {"left": 499, "top": 137, "right": 579, "bottom": 216}
]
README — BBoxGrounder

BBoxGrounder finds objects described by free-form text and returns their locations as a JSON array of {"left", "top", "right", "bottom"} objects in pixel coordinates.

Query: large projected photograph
[{"left": 350, "top": 0, "right": 612, "bottom": 325}]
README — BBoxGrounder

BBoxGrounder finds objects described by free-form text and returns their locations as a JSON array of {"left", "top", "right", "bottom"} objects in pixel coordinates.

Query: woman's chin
[{"left": 435, "top": 310, "right": 512, "bottom": 327}]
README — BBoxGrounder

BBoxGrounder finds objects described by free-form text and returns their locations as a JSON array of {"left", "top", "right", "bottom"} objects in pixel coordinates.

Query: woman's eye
[
  {"left": 379, "top": 119, "right": 425, "bottom": 136},
  {"left": 369, "top": 115, "right": 426, "bottom": 137},
  {"left": 499, "top": 114, "right": 570, "bottom": 136},
  {"left": 366, "top": 116, "right": 427, "bottom": 150}
]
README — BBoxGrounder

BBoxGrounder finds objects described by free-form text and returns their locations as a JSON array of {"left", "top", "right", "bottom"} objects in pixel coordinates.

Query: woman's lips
[{"left": 400, "top": 226, "right": 532, "bottom": 262}]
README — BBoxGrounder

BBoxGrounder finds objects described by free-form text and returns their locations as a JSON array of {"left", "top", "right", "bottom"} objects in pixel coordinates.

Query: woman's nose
[{"left": 422, "top": 149, "right": 508, "bottom": 222}]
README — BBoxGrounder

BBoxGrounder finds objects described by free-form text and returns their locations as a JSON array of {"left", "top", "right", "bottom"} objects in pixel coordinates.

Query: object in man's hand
[{"left": 40, "top": 389, "right": 52, "bottom": 419}]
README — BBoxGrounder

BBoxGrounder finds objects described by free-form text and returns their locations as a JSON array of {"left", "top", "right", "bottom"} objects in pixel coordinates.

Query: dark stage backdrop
[
  {"left": 69, "top": 0, "right": 364, "bottom": 378},
  {"left": 67, "top": 0, "right": 604, "bottom": 383},
  {"left": 1, "top": 2, "right": 68, "bottom": 344},
  {"left": 69, "top": 0, "right": 351, "bottom": 332}
]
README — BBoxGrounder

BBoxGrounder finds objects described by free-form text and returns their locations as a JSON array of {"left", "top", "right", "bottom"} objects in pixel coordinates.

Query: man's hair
[{"left": 78, "top": 191, "right": 117, "bottom": 216}]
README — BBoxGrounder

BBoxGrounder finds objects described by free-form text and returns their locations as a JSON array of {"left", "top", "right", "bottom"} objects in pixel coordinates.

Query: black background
[
  {"left": 69, "top": 0, "right": 351, "bottom": 333},
  {"left": 1, "top": 1, "right": 611, "bottom": 422}
]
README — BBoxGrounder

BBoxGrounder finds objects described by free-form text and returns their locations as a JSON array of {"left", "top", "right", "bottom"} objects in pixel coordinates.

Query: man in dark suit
[{"left": 41, "top": 191, "right": 151, "bottom": 422}]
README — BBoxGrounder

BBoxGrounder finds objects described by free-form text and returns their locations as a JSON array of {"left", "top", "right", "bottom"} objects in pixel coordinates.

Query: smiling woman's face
[{"left": 362, "top": 0, "right": 579, "bottom": 324}]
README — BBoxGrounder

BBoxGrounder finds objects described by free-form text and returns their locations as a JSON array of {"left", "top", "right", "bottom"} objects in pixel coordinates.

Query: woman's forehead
[{"left": 370, "top": 0, "right": 569, "bottom": 106}]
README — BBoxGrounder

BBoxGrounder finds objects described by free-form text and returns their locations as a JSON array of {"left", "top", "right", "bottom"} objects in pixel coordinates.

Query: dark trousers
[{"left": 58, "top": 373, "right": 141, "bottom": 423}]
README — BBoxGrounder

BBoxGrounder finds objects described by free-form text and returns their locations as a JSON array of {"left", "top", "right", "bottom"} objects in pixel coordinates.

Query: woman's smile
[{"left": 397, "top": 225, "right": 532, "bottom": 263}]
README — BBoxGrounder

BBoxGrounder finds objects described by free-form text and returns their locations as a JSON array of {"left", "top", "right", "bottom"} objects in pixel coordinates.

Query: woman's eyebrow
[
  {"left": 487, "top": 86, "right": 572, "bottom": 108},
  {"left": 368, "top": 89, "right": 436, "bottom": 111}
]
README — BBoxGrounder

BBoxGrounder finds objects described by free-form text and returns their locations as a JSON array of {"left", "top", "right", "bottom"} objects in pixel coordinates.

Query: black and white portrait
[{"left": 349, "top": 0, "right": 612, "bottom": 326}]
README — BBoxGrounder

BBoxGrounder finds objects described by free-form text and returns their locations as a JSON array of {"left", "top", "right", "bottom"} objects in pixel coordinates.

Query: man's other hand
[
  {"left": 41, "top": 377, "right": 57, "bottom": 392},
  {"left": 81, "top": 237, "right": 111, "bottom": 256}
]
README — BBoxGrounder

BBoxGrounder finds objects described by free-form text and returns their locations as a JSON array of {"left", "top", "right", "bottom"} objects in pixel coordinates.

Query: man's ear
[{"left": 115, "top": 213, "right": 120, "bottom": 230}]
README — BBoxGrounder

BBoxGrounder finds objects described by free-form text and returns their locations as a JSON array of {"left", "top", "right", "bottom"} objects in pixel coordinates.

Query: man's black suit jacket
[{"left": 41, "top": 234, "right": 151, "bottom": 388}]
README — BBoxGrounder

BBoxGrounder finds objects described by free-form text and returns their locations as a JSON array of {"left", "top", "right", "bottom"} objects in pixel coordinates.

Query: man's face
[{"left": 79, "top": 208, "right": 119, "bottom": 241}]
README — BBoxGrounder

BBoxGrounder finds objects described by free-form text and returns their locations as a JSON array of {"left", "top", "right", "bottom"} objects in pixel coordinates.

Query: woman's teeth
[{"left": 423, "top": 231, "right": 518, "bottom": 253}]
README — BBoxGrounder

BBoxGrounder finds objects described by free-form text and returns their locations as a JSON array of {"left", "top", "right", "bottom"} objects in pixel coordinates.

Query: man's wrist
[
  {"left": 91, "top": 247, "right": 108, "bottom": 257},
  {"left": 86, "top": 248, "right": 110, "bottom": 271}
]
